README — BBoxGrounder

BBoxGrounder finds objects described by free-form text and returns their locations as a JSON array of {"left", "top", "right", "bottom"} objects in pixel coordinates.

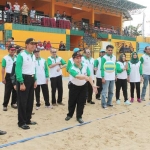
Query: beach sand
[{"left": 0, "top": 79, "right": 150, "bottom": 150}]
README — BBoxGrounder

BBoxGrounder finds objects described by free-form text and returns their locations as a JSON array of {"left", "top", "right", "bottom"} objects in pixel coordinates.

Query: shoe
[
  {"left": 124, "top": 100, "right": 131, "bottom": 105},
  {"left": 3, "top": 107, "right": 7, "bottom": 111},
  {"left": 137, "top": 98, "right": 142, "bottom": 103},
  {"left": 45, "top": 106, "right": 53, "bottom": 109},
  {"left": 65, "top": 116, "right": 71, "bottom": 121},
  {"left": 102, "top": 105, "right": 108, "bottom": 109},
  {"left": 107, "top": 104, "right": 113, "bottom": 107},
  {"left": 57, "top": 102, "right": 65, "bottom": 106},
  {"left": 87, "top": 101, "right": 95, "bottom": 104},
  {"left": 96, "top": 97, "right": 101, "bottom": 100},
  {"left": 77, "top": 118, "right": 84, "bottom": 124},
  {"left": 19, "top": 124, "right": 30, "bottom": 130},
  {"left": 36, "top": 106, "right": 40, "bottom": 110},
  {"left": 52, "top": 103, "right": 58, "bottom": 106},
  {"left": 11, "top": 104, "right": 17, "bottom": 109},
  {"left": 26, "top": 121, "right": 37, "bottom": 125},
  {"left": 0, "top": 130, "right": 7, "bottom": 135},
  {"left": 130, "top": 98, "right": 134, "bottom": 103},
  {"left": 116, "top": 99, "right": 120, "bottom": 105}
]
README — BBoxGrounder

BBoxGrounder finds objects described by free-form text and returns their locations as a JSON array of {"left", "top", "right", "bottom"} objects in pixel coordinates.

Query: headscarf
[
  {"left": 130, "top": 52, "right": 139, "bottom": 64},
  {"left": 118, "top": 53, "right": 126, "bottom": 63}
]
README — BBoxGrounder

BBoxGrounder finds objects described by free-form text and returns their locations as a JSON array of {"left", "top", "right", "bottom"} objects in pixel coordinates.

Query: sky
[{"left": 124, "top": 0, "right": 150, "bottom": 36}]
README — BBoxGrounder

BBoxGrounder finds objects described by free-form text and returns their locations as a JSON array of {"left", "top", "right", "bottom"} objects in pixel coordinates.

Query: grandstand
[{"left": 0, "top": 0, "right": 149, "bottom": 78}]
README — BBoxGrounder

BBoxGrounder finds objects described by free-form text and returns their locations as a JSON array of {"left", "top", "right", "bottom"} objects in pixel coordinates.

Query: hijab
[{"left": 130, "top": 52, "right": 139, "bottom": 64}]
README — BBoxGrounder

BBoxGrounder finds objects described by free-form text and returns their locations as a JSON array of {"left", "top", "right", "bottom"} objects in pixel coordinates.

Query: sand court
[{"left": 0, "top": 79, "right": 150, "bottom": 150}]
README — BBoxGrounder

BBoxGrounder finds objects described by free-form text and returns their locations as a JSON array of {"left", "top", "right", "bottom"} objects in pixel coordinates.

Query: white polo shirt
[
  {"left": 101, "top": 54, "right": 116, "bottom": 80},
  {"left": 128, "top": 61, "right": 142, "bottom": 82},
  {"left": 47, "top": 56, "right": 66, "bottom": 78},
  {"left": 69, "top": 63, "right": 91, "bottom": 86},
  {"left": 94, "top": 57, "right": 102, "bottom": 78},
  {"left": 82, "top": 56, "right": 94, "bottom": 80},
  {"left": 116, "top": 61, "right": 127, "bottom": 79},
  {"left": 35, "top": 57, "right": 49, "bottom": 85},
  {"left": 2, "top": 55, "right": 16, "bottom": 73},
  {"left": 140, "top": 54, "right": 150, "bottom": 75}
]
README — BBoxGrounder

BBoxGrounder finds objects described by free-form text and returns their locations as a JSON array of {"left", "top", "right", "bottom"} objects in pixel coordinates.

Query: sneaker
[
  {"left": 130, "top": 98, "right": 134, "bottom": 103},
  {"left": 0, "top": 130, "right": 7, "bottom": 135},
  {"left": 3, "top": 107, "right": 7, "bottom": 111},
  {"left": 107, "top": 104, "right": 113, "bottom": 107},
  {"left": 57, "top": 102, "right": 65, "bottom": 106},
  {"left": 116, "top": 99, "right": 120, "bottom": 105},
  {"left": 77, "top": 118, "right": 84, "bottom": 124},
  {"left": 137, "top": 98, "right": 142, "bottom": 103},
  {"left": 11, "top": 104, "right": 17, "bottom": 109},
  {"left": 45, "top": 106, "right": 53, "bottom": 109},
  {"left": 87, "top": 101, "right": 95, "bottom": 104},
  {"left": 36, "top": 107, "right": 40, "bottom": 110},
  {"left": 124, "top": 100, "right": 131, "bottom": 105},
  {"left": 52, "top": 103, "right": 58, "bottom": 106},
  {"left": 65, "top": 116, "right": 71, "bottom": 121},
  {"left": 102, "top": 105, "right": 108, "bottom": 109},
  {"left": 96, "top": 97, "right": 101, "bottom": 100}
]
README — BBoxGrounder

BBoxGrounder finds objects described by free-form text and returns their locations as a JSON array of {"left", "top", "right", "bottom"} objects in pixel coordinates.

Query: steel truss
[{"left": 55, "top": 0, "right": 146, "bottom": 20}]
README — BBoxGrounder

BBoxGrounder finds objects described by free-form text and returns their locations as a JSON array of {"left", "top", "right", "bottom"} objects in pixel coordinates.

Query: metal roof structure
[{"left": 56, "top": 0, "right": 146, "bottom": 20}]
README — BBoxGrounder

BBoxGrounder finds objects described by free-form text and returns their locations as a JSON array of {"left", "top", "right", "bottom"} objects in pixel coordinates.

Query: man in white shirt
[
  {"left": 101, "top": 45, "right": 116, "bottom": 109},
  {"left": 34, "top": 49, "right": 52, "bottom": 110},
  {"left": 1, "top": 45, "right": 17, "bottom": 111},
  {"left": 82, "top": 48, "right": 95, "bottom": 104},
  {"left": 16, "top": 38, "right": 38, "bottom": 130},
  {"left": 13, "top": 2, "right": 20, "bottom": 23},
  {"left": 30, "top": 7, "right": 36, "bottom": 19},
  {"left": 47, "top": 48, "right": 67, "bottom": 106},
  {"left": 140, "top": 46, "right": 150, "bottom": 101}
]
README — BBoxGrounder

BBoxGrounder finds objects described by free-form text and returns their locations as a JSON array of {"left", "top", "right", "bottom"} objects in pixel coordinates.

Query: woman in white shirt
[{"left": 127, "top": 52, "right": 143, "bottom": 103}]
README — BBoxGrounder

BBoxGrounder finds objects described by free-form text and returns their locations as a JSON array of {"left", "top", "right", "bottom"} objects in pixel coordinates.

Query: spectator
[
  {"left": 10, "top": 37, "right": 15, "bottom": 45},
  {"left": 59, "top": 41, "right": 66, "bottom": 51},
  {"left": 13, "top": 1, "right": 20, "bottom": 23},
  {"left": 5, "top": 2, "right": 12, "bottom": 23},
  {"left": 54, "top": 10, "right": 61, "bottom": 20},
  {"left": 43, "top": 41, "right": 47, "bottom": 49},
  {"left": 45, "top": 41, "right": 52, "bottom": 50},
  {"left": 37, "top": 41, "right": 45, "bottom": 50},
  {"left": 21, "top": 3, "right": 29, "bottom": 24},
  {"left": 61, "top": 11, "right": 67, "bottom": 20},
  {"left": 30, "top": 7, "right": 36, "bottom": 20}
]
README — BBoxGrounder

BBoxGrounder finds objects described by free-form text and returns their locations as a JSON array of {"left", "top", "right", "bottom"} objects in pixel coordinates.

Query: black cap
[
  {"left": 72, "top": 52, "right": 82, "bottom": 58},
  {"left": 8, "top": 44, "right": 16, "bottom": 50},
  {"left": 25, "top": 38, "right": 38, "bottom": 44},
  {"left": 33, "top": 49, "right": 40, "bottom": 53},
  {"left": 15, "top": 45, "right": 21, "bottom": 49}
]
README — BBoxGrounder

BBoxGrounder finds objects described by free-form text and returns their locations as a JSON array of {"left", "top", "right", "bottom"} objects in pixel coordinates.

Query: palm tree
[{"left": 125, "top": 24, "right": 142, "bottom": 37}]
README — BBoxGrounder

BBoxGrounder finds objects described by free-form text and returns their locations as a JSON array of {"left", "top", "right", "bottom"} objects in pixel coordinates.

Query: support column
[
  {"left": 120, "top": 14, "right": 123, "bottom": 35},
  {"left": 90, "top": 8, "right": 94, "bottom": 25},
  {"left": 50, "top": 0, "right": 55, "bottom": 17}
]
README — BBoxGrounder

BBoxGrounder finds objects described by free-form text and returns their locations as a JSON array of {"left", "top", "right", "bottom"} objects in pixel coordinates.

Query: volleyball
[{"left": 104, "top": 61, "right": 115, "bottom": 73}]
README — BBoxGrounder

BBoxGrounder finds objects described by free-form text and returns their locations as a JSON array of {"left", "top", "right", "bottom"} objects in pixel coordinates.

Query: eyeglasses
[{"left": 52, "top": 51, "right": 56, "bottom": 53}]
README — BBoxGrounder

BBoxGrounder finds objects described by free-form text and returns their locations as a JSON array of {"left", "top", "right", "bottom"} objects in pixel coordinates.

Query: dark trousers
[
  {"left": 50, "top": 75, "right": 63, "bottom": 104},
  {"left": 6, "top": 12, "right": 11, "bottom": 22},
  {"left": 13, "top": 12, "right": 20, "bottom": 23},
  {"left": 35, "top": 84, "right": 50, "bottom": 107},
  {"left": 96, "top": 78, "right": 102, "bottom": 99},
  {"left": 116, "top": 79, "right": 128, "bottom": 101},
  {"left": 87, "top": 81, "right": 93, "bottom": 102},
  {"left": 17, "top": 75, "right": 34, "bottom": 127},
  {"left": 67, "top": 82, "right": 87, "bottom": 118},
  {"left": 130, "top": 82, "right": 140, "bottom": 99},
  {"left": 22, "top": 15, "right": 27, "bottom": 24},
  {"left": 3, "top": 73, "right": 17, "bottom": 107}
]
